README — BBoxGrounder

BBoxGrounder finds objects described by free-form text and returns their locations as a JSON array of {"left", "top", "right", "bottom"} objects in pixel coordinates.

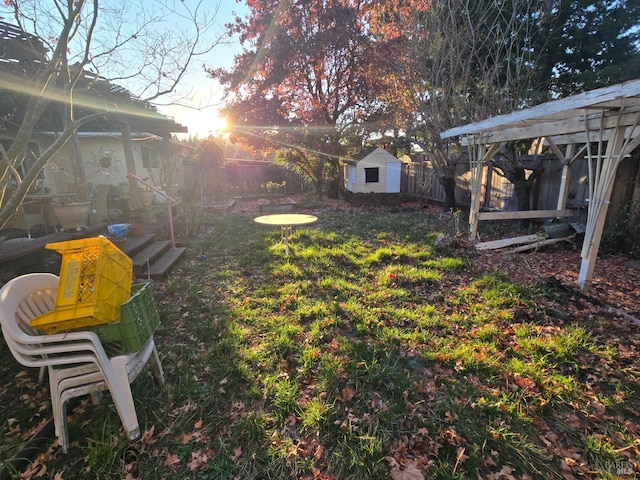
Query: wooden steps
[
  {"left": 122, "top": 233, "right": 186, "bottom": 280},
  {"left": 145, "top": 247, "right": 187, "bottom": 280},
  {"left": 131, "top": 240, "right": 171, "bottom": 276}
]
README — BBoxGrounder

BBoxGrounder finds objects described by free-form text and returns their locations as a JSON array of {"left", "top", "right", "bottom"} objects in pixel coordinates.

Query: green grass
[{"left": 1, "top": 207, "right": 639, "bottom": 479}]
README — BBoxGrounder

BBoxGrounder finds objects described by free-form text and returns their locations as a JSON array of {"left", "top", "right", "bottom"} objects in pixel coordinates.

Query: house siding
[{"left": 35, "top": 134, "right": 183, "bottom": 197}]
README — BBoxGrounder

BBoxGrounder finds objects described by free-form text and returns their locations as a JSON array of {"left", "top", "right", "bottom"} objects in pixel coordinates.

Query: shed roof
[{"left": 343, "top": 147, "right": 398, "bottom": 166}]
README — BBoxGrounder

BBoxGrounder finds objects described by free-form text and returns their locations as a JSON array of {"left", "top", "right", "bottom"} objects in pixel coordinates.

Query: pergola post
[
  {"left": 550, "top": 142, "right": 573, "bottom": 211},
  {"left": 467, "top": 139, "right": 502, "bottom": 240},
  {"left": 442, "top": 80, "right": 640, "bottom": 292},
  {"left": 578, "top": 111, "right": 640, "bottom": 290},
  {"left": 121, "top": 122, "right": 141, "bottom": 210}
]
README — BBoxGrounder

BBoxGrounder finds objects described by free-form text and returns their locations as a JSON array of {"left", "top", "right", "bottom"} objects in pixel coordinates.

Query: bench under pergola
[{"left": 441, "top": 79, "right": 640, "bottom": 291}]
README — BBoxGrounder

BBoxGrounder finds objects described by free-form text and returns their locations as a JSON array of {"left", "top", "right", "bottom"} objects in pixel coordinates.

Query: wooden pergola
[{"left": 441, "top": 79, "right": 640, "bottom": 291}]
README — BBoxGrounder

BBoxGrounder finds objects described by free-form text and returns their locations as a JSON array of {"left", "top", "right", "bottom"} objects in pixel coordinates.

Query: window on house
[
  {"left": 140, "top": 146, "right": 159, "bottom": 168},
  {"left": 365, "top": 167, "right": 379, "bottom": 183}
]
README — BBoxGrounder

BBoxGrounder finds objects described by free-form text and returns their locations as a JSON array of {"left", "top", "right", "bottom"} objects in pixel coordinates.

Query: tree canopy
[
  {"left": 209, "top": 0, "right": 399, "bottom": 195},
  {"left": 212, "top": 0, "right": 640, "bottom": 204}
]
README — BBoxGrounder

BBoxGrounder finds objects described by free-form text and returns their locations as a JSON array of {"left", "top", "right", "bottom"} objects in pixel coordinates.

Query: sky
[
  {"left": 159, "top": 1, "right": 249, "bottom": 138},
  {"left": 0, "top": 0, "right": 249, "bottom": 138}
]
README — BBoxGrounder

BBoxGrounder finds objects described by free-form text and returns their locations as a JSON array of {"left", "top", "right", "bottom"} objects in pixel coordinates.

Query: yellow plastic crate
[{"left": 30, "top": 236, "right": 133, "bottom": 333}]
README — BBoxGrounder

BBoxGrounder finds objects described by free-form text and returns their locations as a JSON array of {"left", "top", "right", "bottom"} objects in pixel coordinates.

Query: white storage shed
[{"left": 343, "top": 147, "right": 402, "bottom": 194}]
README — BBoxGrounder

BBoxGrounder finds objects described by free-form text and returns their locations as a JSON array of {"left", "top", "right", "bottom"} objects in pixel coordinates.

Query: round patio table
[{"left": 254, "top": 213, "right": 318, "bottom": 255}]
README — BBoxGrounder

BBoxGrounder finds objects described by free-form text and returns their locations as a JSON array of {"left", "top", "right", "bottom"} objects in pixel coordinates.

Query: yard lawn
[{"left": 1, "top": 203, "right": 639, "bottom": 480}]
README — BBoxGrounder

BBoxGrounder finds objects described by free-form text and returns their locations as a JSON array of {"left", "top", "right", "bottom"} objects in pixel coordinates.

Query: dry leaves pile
[{"left": 474, "top": 245, "right": 640, "bottom": 319}]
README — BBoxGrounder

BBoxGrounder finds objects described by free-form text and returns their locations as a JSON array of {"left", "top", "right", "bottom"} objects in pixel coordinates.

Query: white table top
[{"left": 254, "top": 213, "right": 318, "bottom": 226}]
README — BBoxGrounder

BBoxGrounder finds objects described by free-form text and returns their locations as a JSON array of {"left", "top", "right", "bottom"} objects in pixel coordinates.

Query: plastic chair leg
[
  {"left": 108, "top": 356, "right": 140, "bottom": 440},
  {"left": 49, "top": 364, "right": 106, "bottom": 451},
  {"left": 150, "top": 345, "right": 165, "bottom": 386},
  {"left": 48, "top": 368, "right": 70, "bottom": 452}
]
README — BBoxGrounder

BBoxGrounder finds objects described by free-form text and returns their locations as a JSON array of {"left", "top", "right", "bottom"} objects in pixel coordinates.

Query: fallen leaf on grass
[
  {"left": 495, "top": 464, "right": 516, "bottom": 479},
  {"left": 139, "top": 425, "right": 156, "bottom": 447},
  {"left": 390, "top": 462, "right": 425, "bottom": 480},
  {"left": 456, "top": 446, "right": 469, "bottom": 464},
  {"left": 164, "top": 453, "right": 181, "bottom": 467},
  {"left": 231, "top": 446, "right": 243, "bottom": 461},
  {"left": 338, "top": 386, "right": 355, "bottom": 401},
  {"left": 188, "top": 450, "right": 209, "bottom": 471}
]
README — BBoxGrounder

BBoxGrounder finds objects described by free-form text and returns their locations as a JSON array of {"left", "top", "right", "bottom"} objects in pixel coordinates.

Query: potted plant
[
  {"left": 51, "top": 198, "right": 92, "bottom": 231},
  {"left": 263, "top": 180, "right": 287, "bottom": 198},
  {"left": 163, "top": 184, "right": 180, "bottom": 198},
  {"left": 139, "top": 186, "right": 154, "bottom": 207}
]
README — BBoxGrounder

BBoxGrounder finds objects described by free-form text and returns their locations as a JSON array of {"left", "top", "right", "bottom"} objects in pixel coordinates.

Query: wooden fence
[
  {"left": 224, "top": 160, "right": 306, "bottom": 196},
  {"left": 222, "top": 154, "right": 638, "bottom": 223},
  {"left": 401, "top": 155, "right": 600, "bottom": 214}
]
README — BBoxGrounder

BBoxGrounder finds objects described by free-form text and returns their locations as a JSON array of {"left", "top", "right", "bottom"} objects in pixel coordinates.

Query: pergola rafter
[{"left": 441, "top": 79, "right": 640, "bottom": 291}]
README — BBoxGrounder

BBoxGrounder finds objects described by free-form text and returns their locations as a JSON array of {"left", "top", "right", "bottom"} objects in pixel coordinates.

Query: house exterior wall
[
  {"left": 76, "top": 136, "right": 135, "bottom": 192},
  {"left": 33, "top": 134, "right": 183, "bottom": 197}
]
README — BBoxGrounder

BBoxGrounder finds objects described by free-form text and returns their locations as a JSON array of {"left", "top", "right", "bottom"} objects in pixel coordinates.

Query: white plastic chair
[{"left": 0, "top": 273, "right": 164, "bottom": 452}]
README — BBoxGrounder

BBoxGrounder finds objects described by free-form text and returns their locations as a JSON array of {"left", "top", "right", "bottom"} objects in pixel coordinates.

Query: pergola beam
[
  {"left": 455, "top": 110, "right": 640, "bottom": 145},
  {"left": 442, "top": 81, "right": 640, "bottom": 139},
  {"left": 478, "top": 209, "right": 573, "bottom": 221}
]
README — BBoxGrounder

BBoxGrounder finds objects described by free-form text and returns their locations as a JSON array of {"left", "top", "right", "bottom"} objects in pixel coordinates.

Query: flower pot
[
  {"left": 107, "top": 236, "right": 126, "bottom": 251},
  {"left": 128, "top": 224, "right": 144, "bottom": 237},
  {"left": 116, "top": 183, "right": 130, "bottom": 197},
  {"left": 139, "top": 190, "right": 154, "bottom": 207},
  {"left": 52, "top": 202, "right": 92, "bottom": 231}
]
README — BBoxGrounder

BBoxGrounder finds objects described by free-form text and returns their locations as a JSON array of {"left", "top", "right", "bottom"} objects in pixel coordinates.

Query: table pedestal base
[{"left": 281, "top": 225, "right": 292, "bottom": 255}]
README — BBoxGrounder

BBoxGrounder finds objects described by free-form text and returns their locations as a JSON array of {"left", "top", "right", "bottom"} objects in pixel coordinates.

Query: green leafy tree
[
  {"left": 489, "top": 0, "right": 640, "bottom": 219},
  {"left": 369, "top": 0, "right": 640, "bottom": 212},
  {"left": 209, "top": 0, "right": 395, "bottom": 197},
  {"left": 366, "top": 0, "right": 550, "bottom": 210},
  {"left": 533, "top": 0, "right": 640, "bottom": 97}
]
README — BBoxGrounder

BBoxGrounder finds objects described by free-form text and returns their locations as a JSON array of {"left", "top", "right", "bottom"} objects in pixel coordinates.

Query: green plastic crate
[{"left": 93, "top": 283, "right": 159, "bottom": 355}]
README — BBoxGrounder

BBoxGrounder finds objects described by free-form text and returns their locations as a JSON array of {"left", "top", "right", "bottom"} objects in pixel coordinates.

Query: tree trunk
[
  {"left": 440, "top": 175, "right": 456, "bottom": 212},
  {"left": 514, "top": 180, "right": 533, "bottom": 229},
  {"left": 629, "top": 160, "right": 640, "bottom": 245}
]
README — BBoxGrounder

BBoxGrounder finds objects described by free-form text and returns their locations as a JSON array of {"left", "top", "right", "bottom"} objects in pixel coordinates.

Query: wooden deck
[
  {"left": 0, "top": 222, "right": 109, "bottom": 284},
  {"left": 0, "top": 220, "right": 185, "bottom": 284}
]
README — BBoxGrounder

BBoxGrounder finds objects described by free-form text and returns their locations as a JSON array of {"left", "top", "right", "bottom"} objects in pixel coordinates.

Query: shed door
[
  {"left": 346, "top": 165, "right": 357, "bottom": 191},
  {"left": 386, "top": 162, "right": 401, "bottom": 193}
]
